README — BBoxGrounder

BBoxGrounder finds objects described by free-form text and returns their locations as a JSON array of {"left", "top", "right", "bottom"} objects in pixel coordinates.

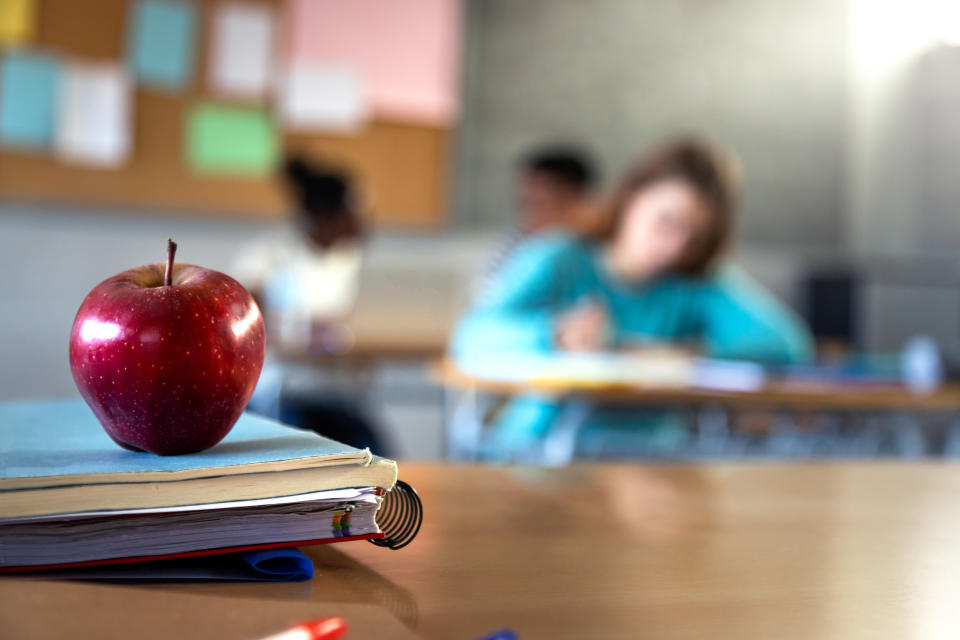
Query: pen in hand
[{"left": 555, "top": 298, "right": 609, "bottom": 352}]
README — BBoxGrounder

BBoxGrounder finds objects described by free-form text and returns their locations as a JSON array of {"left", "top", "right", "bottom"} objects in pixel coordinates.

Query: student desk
[
  {"left": 134, "top": 463, "right": 960, "bottom": 639},
  {"left": 274, "top": 326, "right": 448, "bottom": 364},
  {"left": 432, "top": 359, "right": 960, "bottom": 461},
  {"left": 256, "top": 329, "right": 448, "bottom": 446}
]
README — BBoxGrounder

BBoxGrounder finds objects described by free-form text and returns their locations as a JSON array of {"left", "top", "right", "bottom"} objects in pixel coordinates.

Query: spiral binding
[{"left": 368, "top": 479, "right": 422, "bottom": 550}]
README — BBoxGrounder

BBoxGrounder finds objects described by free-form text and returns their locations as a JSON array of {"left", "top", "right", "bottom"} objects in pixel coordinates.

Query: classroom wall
[
  {"left": 455, "top": 0, "right": 849, "bottom": 250},
  {"left": 846, "top": 0, "right": 960, "bottom": 257}
]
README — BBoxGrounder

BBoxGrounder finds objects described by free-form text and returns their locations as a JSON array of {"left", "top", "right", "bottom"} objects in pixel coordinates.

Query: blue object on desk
[
  {"left": 775, "top": 353, "right": 903, "bottom": 385},
  {"left": 476, "top": 631, "right": 519, "bottom": 640},
  {"left": 242, "top": 548, "right": 314, "bottom": 581},
  {"left": 20, "top": 548, "right": 315, "bottom": 582}
]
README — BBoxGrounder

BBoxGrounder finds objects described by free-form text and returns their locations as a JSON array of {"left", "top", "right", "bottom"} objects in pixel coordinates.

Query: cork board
[{"left": 0, "top": 0, "right": 451, "bottom": 226}]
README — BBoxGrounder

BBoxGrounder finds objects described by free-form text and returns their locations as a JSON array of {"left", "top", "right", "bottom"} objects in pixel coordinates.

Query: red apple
[{"left": 69, "top": 240, "right": 265, "bottom": 455}]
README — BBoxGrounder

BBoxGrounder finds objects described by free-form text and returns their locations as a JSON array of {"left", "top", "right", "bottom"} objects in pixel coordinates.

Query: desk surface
[
  {"left": 273, "top": 327, "right": 448, "bottom": 363},
  {"left": 434, "top": 359, "right": 960, "bottom": 411},
  {"left": 140, "top": 463, "right": 960, "bottom": 639}
]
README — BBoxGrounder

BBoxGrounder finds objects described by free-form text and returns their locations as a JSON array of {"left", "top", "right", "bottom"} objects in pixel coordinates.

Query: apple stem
[{"left": 164, "top": 238, "right": 177, "bottom": 287}]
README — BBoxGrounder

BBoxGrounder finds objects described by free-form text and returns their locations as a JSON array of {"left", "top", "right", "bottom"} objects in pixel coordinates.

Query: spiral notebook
[{"left": 0, "top": 399, "right": 422, "bottom": 573}]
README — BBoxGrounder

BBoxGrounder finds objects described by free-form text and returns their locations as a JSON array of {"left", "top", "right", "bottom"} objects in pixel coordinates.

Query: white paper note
[
  {"left": 276, "top": 62, "right": 367, "bottom": 132},
  {"left": 208, "top": 2, "right": 276, "bottom": 99},
  {"left": 56, "top": 63, "right": 131, "bottom": 167}
]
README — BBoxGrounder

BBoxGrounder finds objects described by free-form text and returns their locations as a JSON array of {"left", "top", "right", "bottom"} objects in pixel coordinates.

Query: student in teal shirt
[{"left": 452, "top": 138, "right": 814, "bottom": 459}]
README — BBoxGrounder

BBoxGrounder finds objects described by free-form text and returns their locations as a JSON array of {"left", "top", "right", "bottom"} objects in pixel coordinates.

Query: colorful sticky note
[
  {"left": 187, "top": 104, "right": 277, "bottom": 175},
  {"left": 284, "top": 0, "right": 461, "bottom": 125},
  {"left": 0, "top": 0, "right": 35, "bottom": 45},
  {"left": 276, "top": 62, "right": 367, "bottom": 132},
  {"left": 208, "top": 2, "right": 276, "bottom": 99},
  {"left": 128, "top": 0, "right": 198, "bottom": 90},
  {"left": 56, "top": 63, "right": 131, "bottom": 167},
  {"left": 0, "top": 51, "right": 59, "bottom": 150}
]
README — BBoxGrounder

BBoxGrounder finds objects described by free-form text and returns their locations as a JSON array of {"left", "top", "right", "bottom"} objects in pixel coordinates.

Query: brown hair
[{"left": 587, "top": 137, "right": 740, "bottom": 276}]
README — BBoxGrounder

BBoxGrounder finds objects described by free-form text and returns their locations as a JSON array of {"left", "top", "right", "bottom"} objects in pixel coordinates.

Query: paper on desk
[
  {"left": 458, "top": 352, "right": 766, "bottom": 391},
  {"left": 276, "top": 62, "right": 367, "bottom": 132},
  {"left": 56, "top": 62, "right": 131, "bottom": 167},
  {"left": 13, "top": 487, "right": 374, "bottom": 523},
  {"left": 0, "top": 0, "right": 35, "bottom": 45},
  {"left": 208, "top": 2, "right": 276, "bottom": 99},
  {"left": 0, "top": 50, "right": 59, "bottom": 150}
]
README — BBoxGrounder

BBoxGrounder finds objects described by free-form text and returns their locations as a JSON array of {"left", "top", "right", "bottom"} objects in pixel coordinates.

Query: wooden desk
[
  {"left": 270, "top": 313, "right": 449, "bottom": 364},
  {"left": 134, "top": 463, "right": 960, "bottom": 639},
  {"left": 275, "top": 333, "right": 447, "bottom": 364},
  {"left": 432, "top": 359, "right": 960, "bottom": 461},
  {"left": 433, "top": 359, "right": 960, "bottom": 412}
]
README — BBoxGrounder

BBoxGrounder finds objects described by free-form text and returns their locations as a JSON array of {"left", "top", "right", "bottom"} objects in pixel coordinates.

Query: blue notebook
[
  {"left": 0, "top": 398, "right": 398, "bottom": 520},
  {"left": 2, "top": 398, "right": 369, "bottom": 479}
]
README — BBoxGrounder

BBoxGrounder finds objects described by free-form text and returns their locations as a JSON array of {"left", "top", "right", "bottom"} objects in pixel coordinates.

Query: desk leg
[
  {"left": 890, "top": 412, "right": 928, "bottom": 458},
  {"left": 444, "top": 386, "right": 489, "bottom": 462},
  {"left": 695, "top": 405, "right": 730, "bottom": 458},
  {"left": 540, "top": 399, "right": 589, "bottom": 466},
  {"left": 945, "top": 417, "right": 960, "bottom": 458}
]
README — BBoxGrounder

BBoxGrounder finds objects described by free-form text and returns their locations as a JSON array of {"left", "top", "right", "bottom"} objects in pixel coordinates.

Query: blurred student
[
  {"left": 452, "top": 137, "right": 814, "bottom": 459},
  {"left": 480, "top": 146, "right": 598, "bottom": 283},
  {"left": 235, "top": 154, "right": 365, "bottom": 344},
  {"left": 235, "top": 154, "right": 385, "bottom": 453}
]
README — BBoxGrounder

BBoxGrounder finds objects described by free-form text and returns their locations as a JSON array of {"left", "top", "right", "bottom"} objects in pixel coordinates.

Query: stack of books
[{"left": 0, "top": 399, "right": 418, "bottom": 573}]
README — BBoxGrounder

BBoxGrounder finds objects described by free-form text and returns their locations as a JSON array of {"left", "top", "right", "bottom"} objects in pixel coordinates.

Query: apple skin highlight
[{"left": 69, "top": 261, "right": 266, "bottom": 455}]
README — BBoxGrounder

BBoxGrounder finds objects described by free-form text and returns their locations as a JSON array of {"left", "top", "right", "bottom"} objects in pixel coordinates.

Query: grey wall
[
  {"left": 456, "top": 0, "right": 849, "bottom": 250},
  {"left": 0, "top": 206, "right": 272, "bottom": 401},
  {"left": 848, "top": 45, "right": 960, "bottom": 257}
]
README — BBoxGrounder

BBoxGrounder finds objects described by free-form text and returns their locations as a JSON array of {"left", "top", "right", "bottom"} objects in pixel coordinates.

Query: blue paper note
[
  {"left": 128, "top": 0, "right": 197, "bottom": 89},
  {"left": 0, "top": 51, "right": 59, "bottom": 149}
]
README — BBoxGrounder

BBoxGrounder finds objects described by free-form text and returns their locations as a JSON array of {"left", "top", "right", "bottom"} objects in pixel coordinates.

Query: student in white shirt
[{"left": 234, "top": 154, "right": 385, "bottom": 453}]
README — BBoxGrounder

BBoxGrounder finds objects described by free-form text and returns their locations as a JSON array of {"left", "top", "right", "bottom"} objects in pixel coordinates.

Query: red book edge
[{"left": 0, "top": 532, "right": 384, "bottom": 574}]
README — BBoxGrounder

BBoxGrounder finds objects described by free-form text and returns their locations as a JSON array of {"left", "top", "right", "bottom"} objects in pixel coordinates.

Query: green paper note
[{"left": 187, "top": 104, "right": 277, "bottom": 176}]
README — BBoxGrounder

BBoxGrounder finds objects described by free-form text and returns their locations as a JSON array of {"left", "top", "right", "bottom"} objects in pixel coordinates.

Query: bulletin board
[{"left": 0, "top": 0, "right": 452, "bottom": 227}]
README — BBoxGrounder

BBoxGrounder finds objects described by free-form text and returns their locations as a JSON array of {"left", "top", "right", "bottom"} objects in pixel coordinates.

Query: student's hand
[{"left": 555, "top": 303, "right": 608, "bottom": 352}]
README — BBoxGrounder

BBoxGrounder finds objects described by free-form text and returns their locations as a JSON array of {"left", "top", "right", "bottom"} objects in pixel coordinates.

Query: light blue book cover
[
  {"left": 0, "top": 398, "right": 369, "bottom": 482},
  {"left": 128, "top": 0, "right": 197, "bottom": 89},
  {"left": 0, "top": 51, "right": 59, "bottom": 149}
]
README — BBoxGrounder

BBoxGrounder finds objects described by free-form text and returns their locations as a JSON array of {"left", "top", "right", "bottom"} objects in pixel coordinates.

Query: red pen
[{"left": 258, "top": 617, "right": 348, "bottom": 640}]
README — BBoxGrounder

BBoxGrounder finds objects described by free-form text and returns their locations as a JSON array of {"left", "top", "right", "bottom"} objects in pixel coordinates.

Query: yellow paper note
[{"left": 0, "top": 0, "right": 35, "bottom": 45}]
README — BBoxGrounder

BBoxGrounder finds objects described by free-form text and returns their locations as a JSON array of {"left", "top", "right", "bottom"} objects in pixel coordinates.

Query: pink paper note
[{"left": 284, "top": 0, "right": 461, "bottom": 125}]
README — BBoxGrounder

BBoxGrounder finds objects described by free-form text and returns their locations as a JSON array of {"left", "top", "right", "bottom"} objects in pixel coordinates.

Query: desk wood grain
[{"left": 139, "top": 463, "right": 960, "bottom": 639}]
